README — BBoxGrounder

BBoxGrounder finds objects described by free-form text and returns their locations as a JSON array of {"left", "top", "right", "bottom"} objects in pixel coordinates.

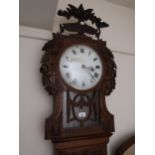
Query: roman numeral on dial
[
  {"left": 96, "top": 65, "right": 100, "bottom": 69},
  {"left": 63, "top": 65, "right": 68, "bottom": 68},
  {"left": 66, "top": 72, "right": 70, "bottom": 78},
  {"left": 93, "top": 57, "right": 98, "bottom": 61},
  {"left": 72, "top": 50, "right": 77, "bottom": 55},
  {"left": 80, "top": 48, "right": 84, "bottom": 53},
  {"left": 82, "top": 81, "right": 85, "bottom": 87}
]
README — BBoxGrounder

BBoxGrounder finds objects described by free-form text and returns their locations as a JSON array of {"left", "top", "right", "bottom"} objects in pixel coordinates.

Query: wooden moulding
[{"left": 116, "top": 136, "right": 135, "bottom": 155}]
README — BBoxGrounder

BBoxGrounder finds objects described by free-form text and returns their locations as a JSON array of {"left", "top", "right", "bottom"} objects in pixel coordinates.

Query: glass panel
[{"left": 63, "top": 91, "right": 101, "bottom": 128}]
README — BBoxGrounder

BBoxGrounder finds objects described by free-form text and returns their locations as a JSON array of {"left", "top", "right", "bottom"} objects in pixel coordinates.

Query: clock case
[{"left": 40, "top": 4, "right": 116, "bottom": 155}]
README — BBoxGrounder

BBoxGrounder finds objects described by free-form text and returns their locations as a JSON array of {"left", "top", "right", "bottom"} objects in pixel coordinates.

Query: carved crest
[{"left": 57, "top": 4, "right": 109, "bottom": 39}]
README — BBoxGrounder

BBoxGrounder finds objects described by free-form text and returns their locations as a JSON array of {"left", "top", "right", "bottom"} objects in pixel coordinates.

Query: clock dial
[{"left": 59, "top": 44, "right": 103, "bottom": 90}]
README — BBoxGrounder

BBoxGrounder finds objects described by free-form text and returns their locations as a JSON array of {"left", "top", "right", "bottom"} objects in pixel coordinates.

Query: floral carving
[{"left": 57, "top": 4, "right": 109, "bottom": 39}]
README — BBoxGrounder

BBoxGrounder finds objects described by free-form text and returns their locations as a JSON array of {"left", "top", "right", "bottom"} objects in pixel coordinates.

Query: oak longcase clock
[{"left": 40, "top": 4, "right": 117, "bottom": 155}]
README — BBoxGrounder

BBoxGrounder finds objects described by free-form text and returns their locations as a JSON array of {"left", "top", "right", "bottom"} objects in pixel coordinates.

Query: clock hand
[
  {"left": 67, "top": 57, "right": 83, "bottom": 63},
  {"left": 81, "top": 64, "right": 96, "bottom": 80},
  {"left": 87, "top": 71, "right": 96, "bottom": 81},
  {"left": 81, "top": 64, "right": 95, "bottom": 72},
  {"left": 88, "top": 66, "right": 95, "bottom": 72}
]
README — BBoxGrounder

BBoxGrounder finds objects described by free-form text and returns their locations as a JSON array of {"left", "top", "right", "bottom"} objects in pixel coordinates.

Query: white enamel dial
[{"left": 59, "top": 44, "right": 103, "bottom": 90}]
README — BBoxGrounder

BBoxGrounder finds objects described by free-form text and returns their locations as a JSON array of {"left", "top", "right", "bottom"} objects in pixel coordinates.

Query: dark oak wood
[
  {"left": 40, "top": 4, "right": 117, "bottom": 155},
  {"left": 55, "top": 136, "right": 109, "bottom": 155},
  {"left": 116, "top": 136, "right": 135, "bottom": 155}
]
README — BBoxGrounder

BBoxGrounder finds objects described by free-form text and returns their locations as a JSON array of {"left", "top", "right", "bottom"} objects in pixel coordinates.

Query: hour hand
[{"left": 81, "top": 64, "right": 94, "bottom": 72}]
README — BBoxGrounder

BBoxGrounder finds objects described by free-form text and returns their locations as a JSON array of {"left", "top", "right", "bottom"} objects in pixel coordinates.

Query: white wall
[
  {"left": 107, "top": 53, "right": 135, "bottom": 154},
  {"left": 20, "top": 1, "right": 134, "bottom": 155},
  {"left": 19, "top": 27, "right": 54, "bottom": 155}
]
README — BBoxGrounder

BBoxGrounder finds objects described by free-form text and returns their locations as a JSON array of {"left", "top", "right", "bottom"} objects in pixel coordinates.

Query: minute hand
[
  {"left": 67, "top": 57, "right": 83, "bottom": 63},
  {"left": 82, "top": 65, "right": 95, "bottom": 80},
  {"left": 87, "top": 71, "right": 96, "bottom": 81}
]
